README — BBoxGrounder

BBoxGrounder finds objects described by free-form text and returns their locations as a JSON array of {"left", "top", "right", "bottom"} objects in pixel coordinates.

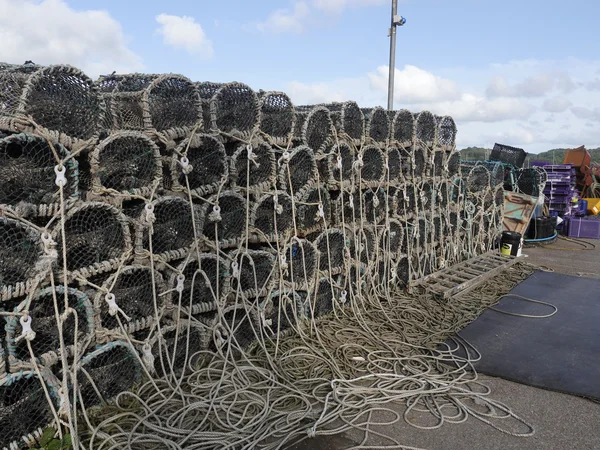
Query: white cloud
[
  {"left": 155, "top": 14, "right": 213, "bottom": 57},
  {"left": 312, "top": 0, "right": 387, "bottom": 13},
  {"left": 486, "top": 72, "right": 576, "bottom": 98},
  {"left": 428, "top": 95, "right": 535, "bottom": 123},
  {"left": 256, "top": 2, "right": 310, "bottom": 33},
  {"left": 570, "top": 106, "right": 600, "bottom": 121},
  {"left": 0, "top": 0, "right": 142, "bottom": 78},
  {"left": 543, "top": 96, "right": 572, "bottom": 113}
]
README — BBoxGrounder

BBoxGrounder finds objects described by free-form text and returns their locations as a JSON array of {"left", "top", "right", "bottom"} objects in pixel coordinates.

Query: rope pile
[{"left": 0, "top": 61, "right": 526, "bottom": 450}]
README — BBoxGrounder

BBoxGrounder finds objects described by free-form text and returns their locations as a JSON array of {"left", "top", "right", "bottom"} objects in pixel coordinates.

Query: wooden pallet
[{"left": 408, "top": 252, "right": 519, "bottom": 299}]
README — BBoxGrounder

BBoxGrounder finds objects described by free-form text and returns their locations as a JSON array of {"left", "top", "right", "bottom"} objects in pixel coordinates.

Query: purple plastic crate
[
  {"left": 543, "top": 164, "right": 573, "bottom": 171},
  {"left": 567, "top": 217, "right": 600, "bottom": 239}
]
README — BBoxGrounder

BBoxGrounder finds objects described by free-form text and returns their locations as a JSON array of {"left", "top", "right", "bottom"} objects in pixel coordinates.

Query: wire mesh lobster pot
[
  {"left": 0, "top": 63, "right": 41, "bottom": 122},
  {"left": 136, "top": 196, "right": 202, "bottom": 262},
  {"left": 77, "top": 341, "right": 142, "bottom": 408},
  {"left": 466, "top": 165, "right": 491, "bottom": 195},
  {"left": 229, "top": 140, "right": 277, "bottom": 193},
  {"left": 450, "top": 177, "right": 465, "bottom": 206},
  {"left": 0, "top": 133, "right": 78, "bottom": 217},
  {"left": 362, "top": 107, "right": 390, "bottom": 143},
  {"left": 210, "top": 82, "right": 260, "bottom": 140},
  {"left": 0, "top": 369, "right": 60, "bottom": 450},
  {"left": 94, "top": 265, "right": 168, "bottom": 340},
  {"left": 323, "top": 101, "right": 364, "bottom": 144},
  {"left": 211, "top": 306, "right": 260, "bottom": 357},
  {"left": 435, "top": 115, "right": 456, "bottom": 151},
  {"left": 195, "top": 82, "right": 222, "bottom": 132},
  {"left": 314, "top": 228, "right": 349, "bottom": 276},
  {"left": 296, "top": 186, "right": 331, "bottom": 235},
  {"left": 431, "top": 214, "right": 443, "bottom": 247},
  {"left": 354, "top": 225, "right": 377, "bottom": 266},
  {"left": 0, "top": 65, "right": 103, "bottom": 149},
  {"left": 277, "top": 145, "right": 318, "bottom": 199},
  {"left": 446, "top": 150, "right": 461, "bottom": 178},
  {"left": 380, "top": 218, "right": 405, "bottom": 259},
  {"left": 412, "top": 145, "right": 428, "bottom": 179},
  {"left": 391, "top": 109, "right": 415, "bottom": 147},
  {"left": 359, "top": 145, "right": 386, "bottom": 188},
  {"left": 387, "top": 144, "right": 403, "bottom": 183},
  {"left": 431, "top": 150, "right": 445, "bottom": 178},
  {"left": 281, "top": 238, "right": 318, "bottom": 290},
  {"left": 0, "top": 218, "right": 46, "bottom": 302},
  {"left": 293, "top": 106, "right": 333, "bottom": 154},
  {"left": 417, "top": 180, "right": 434, "bottom": 214},
  {"left": 6, "top": 286, "right": 94, "bottom": 372},
  {"left": 395, "top": 184, "right": 417, "bottom": 218},
  {"left": 229, "top": 249, "right": 276, "bottom": 298},
  {"left": 328, "top": 140, "right": 355, "bottom": 189},
  {"left": 312, "top": 277, "right": 346, "bottom": 318},
  {"left": 395, "top": 256, "right": 410, "bottom": 287},
  {"left": 250, "top": 191, "right": 294, "bottom": 243},
  {"left": 436, "top": 180, "right": 450, "bottom": 210},
  {"left": 362, "top": 188, "right": 387, "bottom": 224},
  {"left": 515, "top": 168, "right": 546, "bottom": 197},
  {"left": 258, "top": 91, "right": 295, "bottom": 146},
  {"left": 262, "top": 290, "right": 307, "bottom": 336},
  {"left": 172, "top": 253, "right": 230, "bottom": 314},
  {"left": 170, "top": 133, "right": 228, "bottom": 198},
  {"left": 93, "top": 74, "right": 122, "bottom": 132},
  {"left": 415, "top": 111, "right": 436, "bottom": 148},
  {"left": 202, "top": 191, "right": 247, "bottom": 248},
  {"left": 90, "top": 131, "right": 162, "bottom": 200},
  {"left": 330, "top": 188, "right": 357, "bottom": 225}
]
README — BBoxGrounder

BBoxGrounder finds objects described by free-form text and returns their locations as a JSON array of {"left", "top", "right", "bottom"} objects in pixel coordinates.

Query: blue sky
[{"left": 1, "top": 0, "right": 599, "bottom": 152}]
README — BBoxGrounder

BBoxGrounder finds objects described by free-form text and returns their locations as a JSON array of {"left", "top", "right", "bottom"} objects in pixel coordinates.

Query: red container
[{"left": 567, "top": 217, "right": 600, "bottom": 239}]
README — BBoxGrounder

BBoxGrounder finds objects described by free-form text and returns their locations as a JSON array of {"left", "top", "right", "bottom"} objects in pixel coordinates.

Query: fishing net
[
  {"left": 210, "top": 82, "right": 260, "bottom": 140},
  {"left": 282, "top": 238, "right": 318, "bottom": 290},
  {"left": 0, "top": 132, "right": 78, "bottom": 217},
  {"left": 250, "top": 191, "right": 295, "bottom": 242},
  {"left": 323, "top": 101, "right": 364, "bottom": 143},
  {"left": 258, "top": 91, "right": 295, "bottom": 146},
  {"left": 230, "top": 249, "right": 276, "bottom": 298},
  {"left": 415, "top": 111, "right": 436, "bottom": 146},
  {"left": 395, "top": 256, "right": 410, "bottom": 286},
  {"left": 90, "top": 131, "right": 161, "bottom": 199},
  {"left": 362, "top": 106, "right": 390, "bottom": 143},
  {"left": 229, "top": 140, "right": 277, "bottom": 193},
  {"left": 202, "top": 191, "right": 247, "bottom": 248},
  {"left": 391, "top": 109, "right": 414, "bottom": 146},
  {"left": 296, "top": 186, "right": 331, "bottom": 235},
  {"left": 170, "top": 133, "right": 228, "bottom": 197},
  {"left": 436, "top": 115, "right": 457, "bottom": 150},
  {"left": 359, "top": 145, "right": 386, "bottom": 188},
  {"left": 277, "top": 145, "right": 318, "bottom": 199},
  {"left": 5, "top": 286, "right": 94, "bottom": 371}
]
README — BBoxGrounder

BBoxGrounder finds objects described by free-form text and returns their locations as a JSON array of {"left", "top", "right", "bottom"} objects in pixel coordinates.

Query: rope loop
[
  {"left": 54, "top": 164, "right": 66, "bottom": 187},
  {"left": 16, "top": 315, "right": 36, "bottom": 343},
  {"left": 209, "top": 205, "right": 222, "bottom": 222},
  {"left": 145, "top": 203, "right": 156, "bottom": 224},
  {"left": 179, "top": 156, "right": 193, "bottom": 175},
  {"left": 142, "top": 342, "right": 156, "bottom": 374},
  {"left": 175, "top": 274, "right": 185, "bottom": 293}
]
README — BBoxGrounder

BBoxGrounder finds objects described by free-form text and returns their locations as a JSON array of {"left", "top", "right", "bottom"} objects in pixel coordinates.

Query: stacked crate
[{"left": 536, "top": 163, "right": 577, "bottom": 216}]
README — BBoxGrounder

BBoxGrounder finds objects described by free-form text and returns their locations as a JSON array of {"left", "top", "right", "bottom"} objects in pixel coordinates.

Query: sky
[{"left": 0, "top": 0, "right": 599, "bottom": 153}]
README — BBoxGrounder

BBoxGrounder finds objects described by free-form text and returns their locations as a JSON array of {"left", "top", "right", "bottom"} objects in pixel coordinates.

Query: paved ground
[{"left": 287, "top": 237, "right": 600, "bottom": 450}]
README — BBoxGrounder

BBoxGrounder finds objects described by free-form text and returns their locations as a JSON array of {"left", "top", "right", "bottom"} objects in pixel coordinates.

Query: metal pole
[{"left": 387, "top": 0, "right": 398, "bottom": 111}]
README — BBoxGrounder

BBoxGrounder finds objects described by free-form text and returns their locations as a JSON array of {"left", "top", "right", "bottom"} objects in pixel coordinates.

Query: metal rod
[{"left": 387, "top": 0, "right": 398, "bottom": 111}]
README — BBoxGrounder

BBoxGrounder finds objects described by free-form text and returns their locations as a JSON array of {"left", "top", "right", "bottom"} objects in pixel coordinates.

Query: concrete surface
[{"left": 287, "top": 237, "right": 600, "bottom": 450}]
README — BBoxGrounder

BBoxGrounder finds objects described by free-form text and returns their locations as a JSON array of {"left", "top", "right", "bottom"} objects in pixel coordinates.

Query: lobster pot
[
  {"left": 77, "top": 341, "right": 142, "bottom": 408},
  {"left": 417, "top": 179, "right": 435, "bottom": 214},
  {"left": 313, "top": 277, "right": 346, "bottom": 318},
  {"left": 330, "top": 188, "right": 357, "bottom": 226},
  {"left": 250, "top": 191, "right": 294, "bottom": 243},
  {"left": 396, "top": 256, "right": 410, "bottom": 287},
  {"left": 259, "top": 91, "right": 295, "bottom": 146},
  {"left": 172, "top": 254, "right": 230, "bottom": 313},
  {"left": 359, "top": 145, "right": 386, "bottom": 188},
  {"left": 391, "top": 109, "right": 415, "bottom": 147},
  {"left": 0, "top": 63, "right": 41, "bottom": 122},
  {"left": 195, "top": 82, "right": 223, "bottom": 132},
  {"left": 314, "top": 229, "right": 348, "bottom": 276},
  {"left": 362, "top": 188, "right": 387, "bottom": 224},
  {"left": 395, "top": 184, "right": 417, "bottom": 218},
  {"left": 148, "top": 321, "right": 208, "bottom": 377},
  {"left": 324, "top": 101, "right": 364, "bottom": 144},
  {"left": 431, "top": 214, "right": 443, "bottom": 246},
  {"left": 293, "top": 106, "right": 333, "bottom": 154},
  {"left": 212, "top": 306, "right": 260, "bottom": 356},
  {"left": 210, "top": 82, "right": 260, "bottom": 140},
  {"left": 362, "top": 107, "right": 390, "bottom": 143},
  {"left": 0, "top": 133, "right": 78, "bottom": 217},
  {"left": 432, "top": 150, "right": 444, "bottom": 178},
  {"left": 435, "top": 115, "right": 457, "bottom": 151},
  {"left": 380, "top": 218, "right": 405, "bottom": 259},
  {"left": 94, "top": 266, "right": 168, "bottom": 340},
  {"left": 328, "top": 140, "right": 355, "bottom": 189},
  {"left": 413, "top": 145, "right": 428, "bottom": 179},
  {"left": 466, "top": 165, "right": 491, "bottom": 196},
  {"left": 281, "top": 239, "right": 318, "bottom": 290},
  {"left": 1, "top": 65, "right": 103, "bottom": 149},
  {"left": 230, "top": 249, "right": 276, "bottom": 298},
  {"left": 277, "top": 145, "right": 318, "bottom": 199},
  {"left": 90, "top": 131, "right": 161, "bottom": 200},
  {"left": 0, "top": 218, "right": 45, "bottom": 302},
  {"left": 415, "top": 111, "right": 436, "bottom": 148},
  {"left": 6, "top": 286, "right": 94, "bottom": 372},
  {"left": 483, "top": 188, "right": 494, "bottom": 211},
  {"left": 446, "top": 150, "right": 461, "bottom": 178},
  {"left": 387, "top": 144, "right": 403, "bottom": 183},
  {"left": 297, "top": 186, "right": 331, "bottom": 235},
  {"left": 515, "top": 167, "right": 546, "bottom": 197},
  {"left": 229, "top": 140, "right": 277, "bottom": 193},
  {"left": 202, "top": 191, "right": 247, "bottom": 248},
  {"left": 450, "top": 177, "right": 465, "bottom": 206},
  {"left": 353, "top": 225, "right": 377, "bottom": 266},
  {"left": 263, "top": 290, "right": 307, "bottom": 335},
  {"left": 93, "top": 74, "right": 121, "bottom": 132},
  {"left": 436, "top": 180, "right": 450, "bottom": 210},
  {"left": 494, "top": 186, "right": 505, "bottom": 209},
  {"left": 170, "top": 133, "right": 228, "bottom": 198},
  {"left": 0, "top": 370, "right": 60, "bottom": 450}
]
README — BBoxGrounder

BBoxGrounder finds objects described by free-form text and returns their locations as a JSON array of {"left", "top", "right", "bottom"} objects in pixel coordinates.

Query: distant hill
[{"left": 459, "top": 147, "right": 600, "bottom": 165}]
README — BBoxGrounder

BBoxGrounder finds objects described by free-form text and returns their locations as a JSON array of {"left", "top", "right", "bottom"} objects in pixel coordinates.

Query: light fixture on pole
[{"left": 387, "top": 1, "right": 406, "bottom": 111}]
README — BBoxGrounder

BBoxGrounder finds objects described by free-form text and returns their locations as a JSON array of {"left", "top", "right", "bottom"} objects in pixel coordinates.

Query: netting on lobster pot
[
  {"left": 13, "top": 65, "right": 103, "bottom": 147},
  {"left": 263, "top": 290, "right": 306, "bottom": 335},
  {"left": 355, "top": 225, "right": 377, "bottom": 265},
  {"left": 293, "top": 106, "right": 333, "bottom": 154},
  {"left": 297, "top": 186, "right": 331, "bottom": 235},
  {"left": 466, "top": 165, "right": 491, "bottom": 195},
  {"left": 494, "top": 186, "right": 505, "bottom": 208},
  {"left": 230, "top": 249, "right": 276, "bottom": 298},
  {"left": 329, "top": 140, "right": 355, "bottom": 189},
  {"left": 277, "top": 145, "right": 318, "bottom": 199},
  {"left": 417, "top": 180, "right": 434, "bottom": 213},
  {"left": 396, "top": 256, "right": 410, "bottom": 287},
  {"left": 250, "top": 191, "right": 294, "bottom": 242},
  {"left": 515, "top": 168, "right": 546, "bottom": 197},
  {"left": 93, "top": 74, "right": 122, "bottom": 132},
  {"left": 202, "top": 191, "right": 247, "bottom": 248},
  {"left": 387, "top": 144, "right": 403, "bottom": 183},
  {"left": 432, "top": 214, "right": 443, "bottom": 245},
  {"left": 210, "top": 82, "right": 260, "bottom": 140},
  {"left": 148, "top": 321, "right": 207, "bottom": 377},
  {"left": 94, "top": 265, "right": 168, "bottom": 339},
  {"left": 6, "top": 286, "right": 94, "bottom": 371},
  {"left": 416, "top": 216, "right": 431, "bottom": 248},
  {"left": 362, "top": 107, "right": 390, "bottom": 143},
  {"left": 391, "top": 109, "right": 415, "bottom": 147},
  {"left": 0, "top": 63, "right": 41, "bottom": 125},
  {"left": 473, "top": 161, "right": 504, "bottom": 188},
  {"left": 450, "top": 177, "right": 465, "bottom": 205},
  {"left": 359, "top": 145, "right": 386, "bottom": 188},
  {"left": 281, "top": 238, "right": 318, "bottom": 290},
  {"left": 195, "top": 82, "right": 223, "bottom": 132},
  {"left": 330, "top": 188, "right": 357, "bottom": 225},
  {"left": 77, "top": 341, "right": 142, "bottom": 408},
  {"left": 230, "top": 140, "right": 277, "bottom": 193},
  {"left": 90, "top": 131, "right": 161, "bottom": 199},
  {"left": 170, "top": 133, "right": 228, "bottom": 197},
  {"left": 0, "top": 370, "right": 60, "bottom": 450},
  {"left": 395, "top": 184, "right": 417, "bottom": 218},
  {"left": 447, "top": 151, "right": 461, "bottom": 177},
  {"left": 0, "top": 218, "right": 46, "bottom": 302},
  {"left": 436, "top": 180, "right": 450, "bottom": 209},
  {"left": 212, "top": 306, "right": 260, "bottom": 357},
  {"left": 109, "top": 74, "right": 157, "bottom": 131},
  {"left": 432, "top": 150, "right": 445, "bottom": 177},
  {"left": 314, "top": 229, "right": 348, "bottom": 276},
  {"left": 415, "top": 111, "right": 436, "bottom": 147},
  {"left": 0, "top": 133, "right": 78, "bottom": 216},
  {"left": 381, "top": 218, "right": 405, "bottom": 258},
  {"left": 173, "top": 253, "right": 230, "bottom": 314},
  {"left": 258, "top": 91, "right": 295, "bottom": 146},
  {"left": 413, "top": 145, "right": 428, "bottom": 179},
  {"left": 323, "top": 101, "right": 364, "bottom": 143},
  {"left": 312, "top": 277, "right": 344, "bottom": 318},
  {"left": 137, "top": 196, "right": 202, "bottom": 262},
  {"left": 436, "top": 115, "right": 457, "bottom": 151},
  {"left": 362, "top": 188, "right": 387, "bottom": 224}
]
